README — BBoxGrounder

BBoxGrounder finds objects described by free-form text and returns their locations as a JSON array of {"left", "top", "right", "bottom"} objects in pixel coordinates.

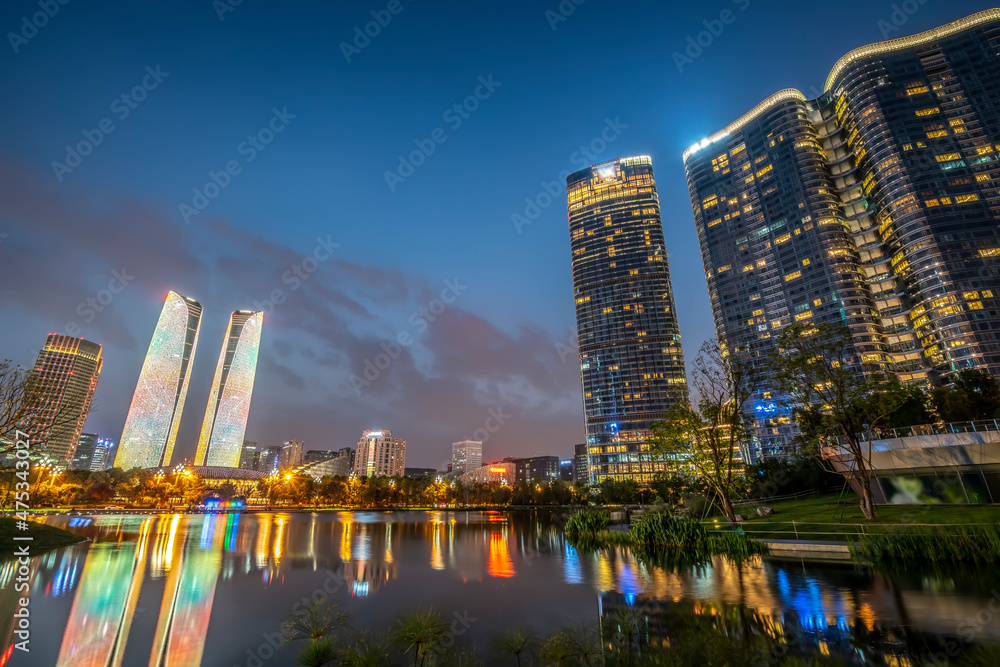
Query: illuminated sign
[
  {"left": 489, "top": 467, "right": 506, "bottom": 473},
  {"left": 367, "top": 431, "right": 383, "bottom": 437},
  {"left": 596, "top": 165, "right": 617, "bottom": 180}
]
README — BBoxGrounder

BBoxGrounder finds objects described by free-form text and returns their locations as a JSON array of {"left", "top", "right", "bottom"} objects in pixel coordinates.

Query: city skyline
[{"left": 2, "top": 1, "right": 996, "bottom": 468}]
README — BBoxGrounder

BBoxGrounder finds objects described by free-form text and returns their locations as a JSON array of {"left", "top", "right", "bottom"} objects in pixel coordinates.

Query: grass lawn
[
  {"left": 710, "top": 493, "right": 1000, "bottom": 542},
  {"left": 0, "top": 517, "right": 87, "bottom": 558}
]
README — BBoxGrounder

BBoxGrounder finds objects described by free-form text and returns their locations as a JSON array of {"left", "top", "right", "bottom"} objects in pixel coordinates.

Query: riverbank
[{"left": 0, "top": 517, "right": 87, "bottom": 559}]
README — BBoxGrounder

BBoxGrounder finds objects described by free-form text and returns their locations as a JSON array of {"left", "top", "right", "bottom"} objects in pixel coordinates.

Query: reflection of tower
[
  {"left": 149, "top": 514, "right": 224, "bottom": 667},
  {"left": 339, "top": 519, "right": 397, "bottom": 597},
  {"left": 56, "top": 520, "right": 154, "bottom": 666},
  {"left": 195, "top": 311, "right": 264, "bottom": 467},
  {"left": 117, "top": 292, "right": 203, "bottom": 469}
]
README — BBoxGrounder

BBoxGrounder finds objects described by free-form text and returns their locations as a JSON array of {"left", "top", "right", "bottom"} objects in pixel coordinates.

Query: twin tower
[{"left": 114, "top": 291, "right": 263, "bottom": 470}]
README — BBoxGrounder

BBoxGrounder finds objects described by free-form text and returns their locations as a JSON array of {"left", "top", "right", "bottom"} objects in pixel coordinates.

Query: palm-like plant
[
  {"left": 391, "top": 607, "right": 449, "bottom": 667},
  {"left": 281, "top": 601, "right": 352, "bottom": 648},
  {"left": 562, "top": 621, "right": 603, "bottom": 666},
  {"left": 297, "top": 637, "right": 340, "bottom": 667},
  {"left": 342, "top": 633, "right": 394, "bottom": 666},
  {"left": 490, "top": 628, "right": 536, "bottom": 666}
]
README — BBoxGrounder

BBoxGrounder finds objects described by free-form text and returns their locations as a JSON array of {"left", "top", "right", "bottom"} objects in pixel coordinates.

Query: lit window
[
  {"left": 802, "top": 258, "right": 811, "bottom": 266},
  {"left": 956, "top": 194, "right": 979, "bottom": 203},
  {"left": 936, "top": 153, "right": 961, "bottom": 162},
  {"left": 915, "top": 107, "right": 940, "bottom": 116},
  {"left": 784, "top": 271, "right": 801, "bottom": 282}
]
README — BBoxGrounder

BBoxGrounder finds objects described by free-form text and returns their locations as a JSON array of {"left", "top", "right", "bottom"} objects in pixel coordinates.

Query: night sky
[{"left": 0, "top": 0, "right": 992, "bottom": 468}]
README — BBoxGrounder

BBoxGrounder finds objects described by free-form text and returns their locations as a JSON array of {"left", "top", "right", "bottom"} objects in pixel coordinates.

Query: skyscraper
[
  {"left": 194, "top": 310, "right": 263, "bottom": 467},
  {"left": 280, "top": 440, "right": 304, "bottom": 468},
  {"left": 451, "top": 439, "right": 482, "bottom": 474},
  {"left": 567, "top": 156, "right": 689, "bottom": 484},
  {"left": 71, "top": 433, "right": 99, "bottom": 470},
  {"left": 116, "top": 292, "right": 203, "bottom": 470},
  {"left": 683, "top": 9, "right": 1000, "bottom": 458},
  {"left": 25, "top": 334, "right": 103, "bottom": 465},
  {"left": 238, "top": 440, "right": 258, "bottom": 470},
  {"left": 353, "top": 429, "right": 406, "bottom": 478}
]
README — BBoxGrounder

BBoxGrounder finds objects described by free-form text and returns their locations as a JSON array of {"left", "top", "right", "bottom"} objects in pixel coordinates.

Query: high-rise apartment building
[
  {"left": 353, "top": 429, "right": 406, "bottom": 477},
  {"left": 280, "top": 440, "right": 304, "bottom": 468},
  {"left": 116, "top": 292, "right": 202, "bottom": 469},
  {"left": 25, "top": 335, "right": 103, "bottom": 465},
  {"left": 683, "top": 9, "right": 1000, "bottom": 458},
  {"left": 256, "top": 445, "right": 283, "bottom": 473},
  {"left": 567, "top": 156, "right": 689, "bottom": 484},
  {"left": 451, "top": 439, "right": 483, "bottom": 474},
  {"left": 194, "top": 310, "right": 263, "bottom": 467}
]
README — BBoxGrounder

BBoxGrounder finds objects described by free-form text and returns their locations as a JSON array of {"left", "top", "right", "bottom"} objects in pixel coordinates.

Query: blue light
[{"left": 608, "top": 421, "right": 619, "bottom": 433}]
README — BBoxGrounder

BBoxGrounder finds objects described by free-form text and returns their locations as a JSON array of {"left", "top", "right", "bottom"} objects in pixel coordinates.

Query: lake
[{"left": 2, "top": 510, "right": 999, "bottom": 666}]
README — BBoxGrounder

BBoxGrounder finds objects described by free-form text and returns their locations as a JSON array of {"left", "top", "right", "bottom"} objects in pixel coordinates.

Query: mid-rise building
[
  {"left": 71, "top": 433, "right": 99, "bottom": 470},
  {"left": 256, "top": 445, "right": 283, "bottom": 473},
  {"left": 573, "top": 443, "right": 588, "bottom": 484},
  {"left": 567, "top": 156, "right": 689, "bottom": 484},
  {"left": 194, "top": 310, "right": 263, "bottom": 467},
  {"left": 238, "top": 440, "right": 258, "bottom": 470},
  {"left": 404, "top": 467, "right": 438, "bottom": 480},
  {"left": 559, "top": 459, "right": 575, "bottom": 482},
  {"left": 280, "top": 440, "right": 304, "bottom": 468},
  {"left": 303, "top": 449, "right": 335, "bottom": 463},
  {"left": 457, "top": 462, "right": 516, "bottom": 486},
  {"left": 353, "top": 429, "right": 405, "bottom": 478},
  {"left": 502, "top": 455, "right": 560, "bottom": 484},
  {"left": 116, "top": 292, "right": 202, "bottom": 469},
  {"left": 683, "top": 9, "right": 1000, "bottom": 459},
  {"left": 24, "top": 335, "right": 103, "bottom": 466},
  {"left": 91, "top": 437, "right": 115, "bottom": 471},
  {"left": 451, "top": 439, "right": 482, "bottom": 475},
  {"left": 296, "top": 450, "right": 353, "bottom": 478}
]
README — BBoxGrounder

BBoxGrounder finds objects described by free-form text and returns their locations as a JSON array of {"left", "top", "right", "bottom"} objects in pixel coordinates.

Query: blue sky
[{"left": 0, "top": 0, "right": 993, "bottom": 466}]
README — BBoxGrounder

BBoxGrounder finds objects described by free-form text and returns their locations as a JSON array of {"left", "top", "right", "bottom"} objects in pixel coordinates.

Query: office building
[
  {"left": 116, "top": 292, "right": 203, "bottom": 469},
  {"left": 91, "top": 437, "right": 115, "bottom": 471},
  {"left": 502, "top": 455, "right": 560, "bottom": 484},
  {"left": 71, "top": 433, "right": 99, "bottom": 471},
  {"left": 404, "top": 467, "right": 438, "bottom": 480},
  {"left": 567, "top": 156, "right": 689, "bottom": 484},
  {"left": 194, "top": 310, "right": 264, "bottom": 467},
  {"left": 23, "top": 335, "right": 103, "bottom": 466},
  {"left": 238, "top": 440, "right": 258, "bottom": 470},
  {"left": 280, "top": 440, "right": 304, "bottom": 468},
  {"left": 573, "top": 443, "right": 588, "bottom": 484},
  {"left": 451, "top": 439, "right": 482, "bottom": 475},
  {"left": 559, "top": 459, "right": 574, "bottom": 482},
  {"left": 303, "top": 449, "right": 335, "bottom": 463},
  {"left": 296, "top": 450, "right": 354, "bottom": 478},
  {"left": 457, "top": 462, "right": 516, "bottom": 485},
  {"left": 353, "top": 429, "right": 406, "bottom": 477},
  {"left": 256, "top": 445, "right": 283, "bottom": 473},
  {"left": 683, "top": 9, "right": 1000, "bottom": 458}
]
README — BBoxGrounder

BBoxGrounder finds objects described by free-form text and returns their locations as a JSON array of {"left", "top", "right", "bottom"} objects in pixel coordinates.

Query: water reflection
[{"left": 4, "top": 511, "right": 997, "bottom": 666}]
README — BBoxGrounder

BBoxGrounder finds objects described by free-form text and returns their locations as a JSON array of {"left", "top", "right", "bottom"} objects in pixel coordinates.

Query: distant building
[
  {"left": 256, "top": 445, "right": 282, "bottom": 473},
  {"left": 353, "top": 429, "right": 405, "bottom": 477},
  {"left": 458, "top": 462, "right": 516, "bottom": 485},
  {"left": 304, "top": 449, "right": 335, "bottom": 463},
  {"left": 280, "top": 440, "right": 304, "bottom": 468},
  {"left": 559, "top": 459, "right": 574, "bottom": 482},
  {"left": 117, "top": 291, "right": 202, "bottom": 470},
  {"left": 503, "top": 456, "right": 560, "bottom": 485},
  {"left": 194, "top": 310, "right": 263, "bottom": 468},
  {"left": 26, "top": 335, "right": 103, "bottom": 466},
  {"left": 296, "top": 451, "right": 353, "bottom": 478},
  {"left": 404, "top": 467, "right": 438, "bottom": 480},
  {"left": 451, "top": 440, "right": 482, "bottom": 475},
  {"left": 238, "top": 440, "right": 258, "bottom": 470},
  {"left": 71, "top": 433, "right": 99, "bottom": 470},
  {"left": 573, "top": 444, "right": 588, "bottom": 484},
  {"left": 91, "top": 437, "right": 116, "bottom": 471}
]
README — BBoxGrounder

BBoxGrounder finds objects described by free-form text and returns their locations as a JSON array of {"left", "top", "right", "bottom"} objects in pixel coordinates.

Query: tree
[
  {"left": 932, "top": 368, "right": 1000, "bottom": 422},
  {"left": 772, "top": 323, "right": 908, "bottom": 520},
  {"left": 0, "top": 359, "right": 90, "bottom": 456},
  {"left": 650, "top": 339, "right": 761, "bottom": 525}
]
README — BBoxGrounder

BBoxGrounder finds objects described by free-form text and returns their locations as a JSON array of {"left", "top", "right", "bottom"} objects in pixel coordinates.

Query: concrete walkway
[{"left": 762, "top": 538, "right": 852, "bottom": 560}]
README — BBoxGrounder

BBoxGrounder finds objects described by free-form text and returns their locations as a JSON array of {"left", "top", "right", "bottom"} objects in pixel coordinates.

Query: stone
[
  {"left": 757, "top": 506, "right": 774, "bottom": 517},
  {"left": 734, "top": 514, "right": 746, "bottom": 522}
]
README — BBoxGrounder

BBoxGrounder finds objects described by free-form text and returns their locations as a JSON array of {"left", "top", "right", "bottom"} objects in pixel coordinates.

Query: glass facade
[
  {"left": 27, "top": 335, "right": 103, "bottom": 466},
  {"left": 116, "top": 292, "right": 203, "bottom": 470},
  {"left": 195, "top": 310, "right": 263, "bottom": 468},
  {"left": 567, "top": 156, "right": 689, "bottom": 484},
  {"left": 684, "top": 10, "right": 1000, "bottom": 459}
]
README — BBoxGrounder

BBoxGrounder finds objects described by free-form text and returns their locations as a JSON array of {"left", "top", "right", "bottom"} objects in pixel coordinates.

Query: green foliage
[
  {"left": 745, "top": 454, "right": 838, "bottom": 498},
  {"left": 629, "top": 512, "right": 709, "bottom": 551},
  {"left": 564, "top": 510, "right": 612, "bottom": 537},
  {"left": 852, "top": 525, "right": 1000, "bottom": 564},
  {"left": 390, "top": 607, "right": 449, "bottom": 666},
  {"left": 296, "top": 638, "right": 340, "bottom": 667},
  {"left": 708, "top": 531, "right": 769, "bottom": 562},
  {"left": 596, "top": 478, "right": 641, "bottom": 504},
  {"left": 932, "top": 369, "right": 1000, "bottom": 422}
]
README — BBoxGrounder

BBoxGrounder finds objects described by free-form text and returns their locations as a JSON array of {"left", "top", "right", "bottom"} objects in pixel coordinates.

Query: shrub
[
  {"left": 630, "top": 512, "right": 708, "bottom": 551},
  {"left": 852, "top": 525, "right": 1000, "bottom": 564}
]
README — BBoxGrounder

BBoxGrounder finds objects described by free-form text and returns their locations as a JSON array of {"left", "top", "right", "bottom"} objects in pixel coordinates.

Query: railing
[
  {"left": 822, "top": 419, "right": 1000, "bottom": 452},
  {"left": 732, "top": 489, "right": 818, "bottom": 506}
]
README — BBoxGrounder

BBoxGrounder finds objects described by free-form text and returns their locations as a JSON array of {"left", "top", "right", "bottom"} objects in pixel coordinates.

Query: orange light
[{"left": 489, "top": 467, "right": 505, "bottom": 473}]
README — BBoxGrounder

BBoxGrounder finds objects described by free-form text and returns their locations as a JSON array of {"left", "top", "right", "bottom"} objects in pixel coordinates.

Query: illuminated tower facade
[
  {"left": 194, "top": 310, "right": 263, "bottom": 467},
  {"left": 451, "top": 439, "right": 482, "bottom": 474},
  {"left": 683, "top": 9, "right": 1000, "bottom": 458},
  {"left": 116, "top": 292, "right": 202, "bottom": 469},
  {"left": 353, "top": 429, "right": 406, "bottom": 477},
  {"left": 25, "top": 334, "right": 103, "bottom": 465},
  {"left": 567, "top": 156, "right": 689, "bottom": 485}
]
